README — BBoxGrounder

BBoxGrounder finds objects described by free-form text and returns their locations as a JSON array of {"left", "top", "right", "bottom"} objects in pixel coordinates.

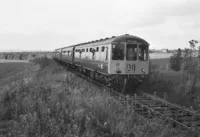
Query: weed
[{"left": 0, "top": 59, "right": 186, "bottom": 137}]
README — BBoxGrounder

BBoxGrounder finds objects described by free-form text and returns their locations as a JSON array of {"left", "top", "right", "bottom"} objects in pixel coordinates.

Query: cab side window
[{"left": 139, "top": 45, "right": 148, "bottom": 61}]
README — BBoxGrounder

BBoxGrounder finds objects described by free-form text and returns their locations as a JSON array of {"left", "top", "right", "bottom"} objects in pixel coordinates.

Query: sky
[{"left": 0, "top": 0, "right": 200, "bottom": 51}]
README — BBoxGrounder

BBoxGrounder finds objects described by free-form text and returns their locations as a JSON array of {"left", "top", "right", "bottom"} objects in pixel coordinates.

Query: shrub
[
  {"left": 169, "top": 48, "right": 183, "bottom": 71},
  {"left": 148, "top": 61, "right": 163, "bottom": 82},
  {"left": 32, "top": 55, "right": 50, "bottom": 69},
  {"left": 175, "top": 40, "right": 200, "bottom": 108}
]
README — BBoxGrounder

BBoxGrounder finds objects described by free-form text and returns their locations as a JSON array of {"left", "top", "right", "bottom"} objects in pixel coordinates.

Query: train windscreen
[
  {"left": 126, "top": 44, "right": 137, "bottom": 61},
  {"left": 112, "top": 43, "right": 125, "bottom": 60}
]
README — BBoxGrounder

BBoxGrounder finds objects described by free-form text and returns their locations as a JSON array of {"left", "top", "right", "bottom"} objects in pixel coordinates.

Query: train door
[
  {"left": 94, "top": 46, "right": 100, "bottom": 61},
  {"left": 126, "top": 42, "right": 138, "bottom": 74},
  {"left": 109, "top": 43, "right": 125, "bottom": 74},
  {"left": 59, "top": 49, "right": 63, "bottom": 59},
  {"left": 98, "top": 44, "right": 109, "bottom": 73}
]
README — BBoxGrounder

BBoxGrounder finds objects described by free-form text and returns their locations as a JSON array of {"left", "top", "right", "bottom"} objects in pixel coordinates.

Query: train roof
[
  {"left": 54, "top": 48, "right": 63, "bottom": 51},
  {"left": 57, "top": 34, "right": 149, "bottom": 50},
  {"left": 111, "top": 34, "right": 149, "bottom": 45}
]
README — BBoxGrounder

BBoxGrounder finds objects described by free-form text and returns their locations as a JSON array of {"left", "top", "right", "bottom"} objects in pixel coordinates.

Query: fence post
[
  {"left": 164, "top": 92, "right": 168, "bottom": 106},
  {"left": 126, "top": 95, "right": 130, "bottom": 114},
  {"left": 154, "top": 92, "right": 156, "bottom": 104}
]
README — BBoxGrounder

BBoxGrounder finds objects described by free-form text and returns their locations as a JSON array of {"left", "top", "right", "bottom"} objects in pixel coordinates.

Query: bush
[
  {"left": 169, "top": 48, "right": 183, "bottom": 71},
  {"left": 148, "top": 61, "right": 163, "bottom": 82},
  {"left": 177, "top": 41, "right": 200, "bottom": 108},
  {"left": 32, "top": 55, "right": 50, "bottom": 69}
]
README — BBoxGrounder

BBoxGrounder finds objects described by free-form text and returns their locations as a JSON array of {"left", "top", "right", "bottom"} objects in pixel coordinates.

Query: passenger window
[
  {"left": 126, "top": 44, "right": 137, "bottom": 61},
  {"left": 101, "top": 46, "right": 105, "bottom": 52},
  {"left": 68, "top": 51, "right": 71, "bottom": 56},
  {"left": 90, "top": 48, "right": 95, "bottom": 52},
  {"left": 86, "top": 48, "right": 88, "bottom": 52},
  {"left": 96, "top": 47, "right": 99, "bottom": 52},
  {"left": 105, "top": 47, "right": 108, "bottom": 60}
]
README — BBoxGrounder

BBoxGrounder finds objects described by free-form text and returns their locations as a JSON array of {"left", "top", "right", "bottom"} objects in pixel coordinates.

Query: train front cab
[
  {"left": 109, "top": 41, "right": 149, "bottom": 75},
  {"left": 108, "top": 41, "right": 149, "bottom": 92}
]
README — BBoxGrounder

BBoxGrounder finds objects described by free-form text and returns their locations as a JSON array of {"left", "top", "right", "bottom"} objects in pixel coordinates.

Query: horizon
[
  {"left": 0, "top": 48, "right": 191, "bottom": 53},
  {"left": 0, "top": 0, "right": 200, "bottom": 51}
]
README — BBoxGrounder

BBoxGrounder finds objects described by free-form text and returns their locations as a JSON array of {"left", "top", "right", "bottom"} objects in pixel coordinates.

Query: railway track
[
  {"left": 56, "top": 59, "right": 200, "bottom": 135},
  {"left": 110, "top": 90, "right": 200, "bottom": 132}
]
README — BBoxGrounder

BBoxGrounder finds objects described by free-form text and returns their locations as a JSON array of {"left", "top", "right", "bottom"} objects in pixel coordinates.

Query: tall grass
[
  {"left": 0, "top": 58, "right": 186, "bottom": 136},
  {"left": 149, "top": 56, "right": 200, "bottom": 109},
  {"left": 147, "top": 61, "right": 174, "bottom": 94}
]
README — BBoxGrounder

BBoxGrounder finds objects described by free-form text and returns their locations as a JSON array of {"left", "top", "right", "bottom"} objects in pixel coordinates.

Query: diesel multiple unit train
[{"left": 53, "top": 34, "right": 150, "bottom": 93}]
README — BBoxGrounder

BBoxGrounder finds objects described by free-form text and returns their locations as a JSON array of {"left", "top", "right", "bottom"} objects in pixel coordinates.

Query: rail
[{"left": 140, "top": 91, "right": 200, "bottom": 116}]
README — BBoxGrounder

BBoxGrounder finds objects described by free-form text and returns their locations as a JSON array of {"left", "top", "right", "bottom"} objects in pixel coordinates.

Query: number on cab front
[{"left": 127, "top": 64, "right": 136, "bottom": 72}]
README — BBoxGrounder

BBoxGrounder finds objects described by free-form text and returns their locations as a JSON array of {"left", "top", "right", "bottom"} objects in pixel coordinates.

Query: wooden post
[
  {"left": 164, "top": 92, "right": 168, "bottom": 106},
  {"left": 126, "top": 95, "right": 130, "bottom": 114},
  {"left": 154, "top": 92, "right": 156, "bottom": 104}
]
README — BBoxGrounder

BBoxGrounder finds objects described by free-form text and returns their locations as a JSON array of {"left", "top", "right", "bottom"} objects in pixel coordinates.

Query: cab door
[
  {"left": 109, "top": 42, "right": 126, "bottom": 74},
  {"left": 125, "top": 42, "right": 138, "bottom": 74}
]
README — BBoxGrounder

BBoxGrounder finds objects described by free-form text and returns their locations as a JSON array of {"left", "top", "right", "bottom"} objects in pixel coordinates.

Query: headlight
[
  {"left": 116, "top": 68, "right": 121, "bottom": 73},
  {"left": 141, "top": 68, "right": 145, "bottom": 72}
]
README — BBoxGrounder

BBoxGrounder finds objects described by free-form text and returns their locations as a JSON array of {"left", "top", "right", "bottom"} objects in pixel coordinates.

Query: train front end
[{"left": 108, "top": 35, "right": 149, "bottom": 92}]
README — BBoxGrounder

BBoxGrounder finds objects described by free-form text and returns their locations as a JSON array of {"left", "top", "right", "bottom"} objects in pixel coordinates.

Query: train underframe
[{"left": 54, "top": 58, "right": 145, "bottom": 93}]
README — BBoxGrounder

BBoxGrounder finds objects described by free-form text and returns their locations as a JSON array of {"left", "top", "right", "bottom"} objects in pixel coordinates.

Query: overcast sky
[{"left": 0, "top": 0, "right": 200, "bottom": 51}]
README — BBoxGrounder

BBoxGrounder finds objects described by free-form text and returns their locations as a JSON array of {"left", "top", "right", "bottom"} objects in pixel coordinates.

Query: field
[
  {"left": 0, "top": 57, "right": 187, "bottom": 136},
  {"left": 144, "top": 55, "right": 200, "bottom": 108},
  {"left": 0, "top": 60, "right": 32, "bottom": 92},
  {"left": 0, "top": 53, "right": 198, "bottom": 136},
  {"left": 0, "top": 62, "right": 27, "bottom": 80},
  {"left": 0, "top": 60, "right": 28, "bottom": 76},
  {"left": 150, "top": 53, "right": 172, "bottom": 59},
  {"left": 138, "top": 56, "right": 184, "bottom": 105}
]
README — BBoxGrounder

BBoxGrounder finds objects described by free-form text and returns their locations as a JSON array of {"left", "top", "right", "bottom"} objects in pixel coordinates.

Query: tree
[
  {"left": 169, "top": 48, "right": 183, "bottom": 71},
  {"left": 181, "top": 40, "right": 200, "bottom": 95},
  {"left": 198, "top": 46, "right": 200, "bottom": 58}
]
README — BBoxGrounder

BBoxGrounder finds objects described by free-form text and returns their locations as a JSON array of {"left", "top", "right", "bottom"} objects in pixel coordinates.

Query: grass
[
  {"left": 141, "top": 57, "right": 200, "bottom": 109},
  {"left": 0, "top": 57, "right": 187, "bottom": 137},
  {"left": 0, "top": 63, "right": 25, "bottom": 78}
]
